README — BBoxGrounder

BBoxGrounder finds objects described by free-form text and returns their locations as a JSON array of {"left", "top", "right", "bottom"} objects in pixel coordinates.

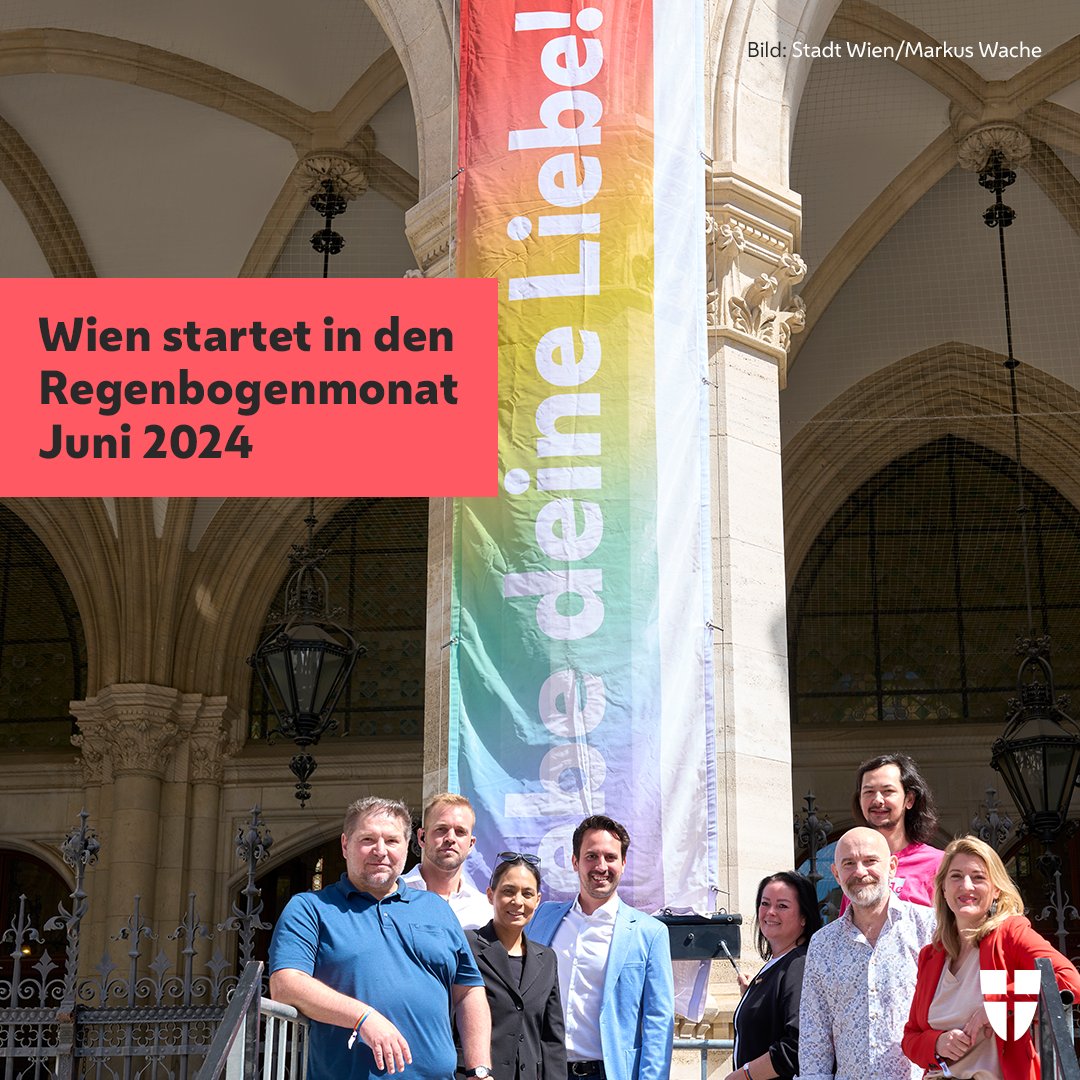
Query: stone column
[
  {"left": 422, "top": 496, "right": 454, "bottom": 800},
  {"left": 405, "top": 179, "right": 454, "bottom": 279},
  {"left": 71, "top": 684, "right": 185, "bottom": 955},
  {"left": 706, "top": 168, "right": 804, "bottom": 938},
  {"left": 185, "top": 697, "right": 238, "bottom": 921},
  {"left": 410, "top": 178, "right": 456, "bottom": 801},
  {"left": 72, "top": 722, "right": 113, "bottom": 974}
]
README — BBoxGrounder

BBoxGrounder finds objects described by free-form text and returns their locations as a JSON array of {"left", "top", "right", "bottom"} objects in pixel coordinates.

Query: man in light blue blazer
[{"left": 527, "top": 815, "right": 674, "bottom": 1080}]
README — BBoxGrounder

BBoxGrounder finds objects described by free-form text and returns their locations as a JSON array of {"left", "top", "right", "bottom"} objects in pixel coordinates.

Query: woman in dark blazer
[
  {"left": 725, "top": 871, "right": 822, "bottom": 1080},
  {"left": 458, "top": 853, "right": 565, "bottom": 1080}
]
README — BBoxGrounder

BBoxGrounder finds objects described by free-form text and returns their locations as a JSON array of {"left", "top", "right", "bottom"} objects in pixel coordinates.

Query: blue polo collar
[{"left": 337, "top": 873, "right": 413, "bottom": 902}]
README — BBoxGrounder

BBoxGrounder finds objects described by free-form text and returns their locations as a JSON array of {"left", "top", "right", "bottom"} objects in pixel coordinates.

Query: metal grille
[
  {"left": 0, "top": 810, "right": 272, "bottom": 1080},
  {"left": 0, "top": 507, "right": 87, "bottom": 752},
  {"left": 790, "top": 435, "right": 1080, "bottom": 726}
]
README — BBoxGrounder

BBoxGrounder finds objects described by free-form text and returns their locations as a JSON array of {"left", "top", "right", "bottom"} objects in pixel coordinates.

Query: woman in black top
[
  {"left": 457, "top": 854, "right": 565, "bottom": 1080},
  {"left": 725, "top": 871, "right": 822, "bottom": 1080}
]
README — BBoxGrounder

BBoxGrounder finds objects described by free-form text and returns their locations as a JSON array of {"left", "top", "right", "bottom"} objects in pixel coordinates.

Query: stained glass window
[
  {"left": 790, "top": 436, "right": 1080, "bottom": 726},
  {"left": 0, "top": 508, "right": 87, "bottom": 751}
]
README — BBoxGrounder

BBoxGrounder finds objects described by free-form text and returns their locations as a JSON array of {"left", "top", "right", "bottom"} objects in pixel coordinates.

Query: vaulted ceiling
[
  {"left": 784, "top": 0, "right": 1080, "bottom": 441},
  {"left": 0, "top": 0, "right": 421, "bottom": 280},
  {"left": 2, "top": 0, "right": 1075, "bottom": 450}
]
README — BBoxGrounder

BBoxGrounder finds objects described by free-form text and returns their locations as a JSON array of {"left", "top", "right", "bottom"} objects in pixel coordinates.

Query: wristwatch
[{"left": 465, "top": 1068, "right": 493, "bottom": 1078}]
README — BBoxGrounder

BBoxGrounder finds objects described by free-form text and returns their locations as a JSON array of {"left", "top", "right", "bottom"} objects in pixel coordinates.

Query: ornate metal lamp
[
  {"left": 248, "top": 501, "right": 363, "bottom": 806},
  {"left": 976, "top": 142, "right": 1080, "bottom": 875},
  {"left": 992, "top": 643, "right": 1080, "bottom": 844},
  {"left": 298, "top": 153, "right": 367, "bottom": 278}
]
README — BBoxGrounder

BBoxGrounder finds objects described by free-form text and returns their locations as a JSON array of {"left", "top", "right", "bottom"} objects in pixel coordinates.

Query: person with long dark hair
[
  {"left": 847, "top": 752, "right": 943, "bottom": 909},
  {"left": 458, "top": 853, "right": 564, "bottom": 1080},
  {"left": 724, "top": 872, "right": 822, "bottom": 1080},
  {"left": 903, "top": 835, "right": 1080, "bottom": 1080}
]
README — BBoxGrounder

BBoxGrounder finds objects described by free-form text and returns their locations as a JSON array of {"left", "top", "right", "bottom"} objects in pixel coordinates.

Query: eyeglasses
[{"left": 496, "top": 851, "right": 541, "bottom": 866}]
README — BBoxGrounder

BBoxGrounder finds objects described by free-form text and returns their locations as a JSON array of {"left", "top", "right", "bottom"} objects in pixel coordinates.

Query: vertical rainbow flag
[{"left": 451, "top": 0, "right": 715, "bottom": 912}]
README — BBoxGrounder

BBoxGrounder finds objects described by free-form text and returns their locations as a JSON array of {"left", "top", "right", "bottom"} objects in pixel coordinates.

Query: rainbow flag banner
[{"left": 451, "top": 0, "right": 715, "bottom": 913}]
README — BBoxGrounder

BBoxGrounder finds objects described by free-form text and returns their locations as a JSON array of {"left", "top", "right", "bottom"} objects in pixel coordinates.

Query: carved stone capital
[
  {"left": 71, "top": 684, "right": 187, "bottom": 781},
  {"left": 294, "top": 152, "right": 369, "bottom": 199},
  {"left": 707, "top": 170, "right": 805, "bottom": 382},
  {"left": 957, "top": 123, "right": 1032, "bottom": 172},
  {"left": 71, "top": 728, "right": 111, "bottom": 785},
  {"left": 72, "top": 687, "right": 242, "bottom": 786},
  {"left": 405, "top": 180, "right": 454, "bottom": 277},
  {"left": 187, "top": 697, "right": 241, "bottom": 784}
]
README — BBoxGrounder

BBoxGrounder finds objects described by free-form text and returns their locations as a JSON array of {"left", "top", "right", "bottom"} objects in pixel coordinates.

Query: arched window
[
  {"left": 249, "top": 498, "right": 428, "bottom": 742},
  {"left": 0, "top": 507, "right": 87, "bottom": 751},
  {"left": 789, "top": 436, "right": 1080, "bottom": 727},
  {"left": 0, "top": 849, "right": 69, "bottom": 976}
]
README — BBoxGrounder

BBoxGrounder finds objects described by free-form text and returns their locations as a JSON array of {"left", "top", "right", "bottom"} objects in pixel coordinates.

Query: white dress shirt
[
  {"left": 400, "top": 865, "right": 492, "bottom": 930},
  {"left": 550, "top": 893, "right": 620, "bottom": 1062}
]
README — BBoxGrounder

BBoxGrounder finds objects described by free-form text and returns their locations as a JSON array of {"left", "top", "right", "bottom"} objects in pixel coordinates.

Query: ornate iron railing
[
  {"left": 194, "top": 964, "right": 264, "bottom": 1080},
  {"left": 1037, "top": 956, "right": 1080, "bottom": 1080},
  {"left": 253, "top": 999, "right": 307, "bottom": 1080},
  {"left": 198, "top": 1014, "right": 717, "bottom": 1080},
  {"left": 0, "top": 808, "right": 273, "bottom": 1080}
]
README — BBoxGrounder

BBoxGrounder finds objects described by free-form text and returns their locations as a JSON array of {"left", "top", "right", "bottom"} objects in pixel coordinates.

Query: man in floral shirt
[{"left": 797, "top": 828, "right": 935, "bottom": 1080}]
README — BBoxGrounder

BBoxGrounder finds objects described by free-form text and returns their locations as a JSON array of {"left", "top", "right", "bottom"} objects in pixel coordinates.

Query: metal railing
[
  {"left": 195, "top": 963, "right": 264, "bottom": 1080},
  {"left": 197, "top": 1011, "right": 728, "bottom": 1080},
  {"left": 256, "top": 999, "right": 309, "bottom": 1080},
  {"left": 0, "top": 809, "right": 275, "bottom": 1080},
  {"left": 1037, "top": 956, "right": 1080, "bottom": 1080},
  {"left": 672, "top": 1037, "right": 734, "bottom": 1080},
  {"left": 196, "top": 973, "right": 310, "bottom": 1080},
  {"left": 197, "top": 978, "right": 1074, "bottom": 1080}
]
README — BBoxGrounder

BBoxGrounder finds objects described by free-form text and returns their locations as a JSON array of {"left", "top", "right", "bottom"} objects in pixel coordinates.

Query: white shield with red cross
[{"left": 981, "top": 968, "right": 1041, "bottom": 1040}]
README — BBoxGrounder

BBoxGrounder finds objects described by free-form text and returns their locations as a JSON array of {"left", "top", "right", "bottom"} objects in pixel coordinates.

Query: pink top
[{"left": 840, "top": 841, "right": 944, "bottom": 914}]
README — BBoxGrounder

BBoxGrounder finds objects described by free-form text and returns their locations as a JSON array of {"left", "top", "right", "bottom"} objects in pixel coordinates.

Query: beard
[
  {"left": 844, "top": 879, "right": 890, "bottom": 908},
  {"left": 862, "top": 805, "right": 903, "bottom": 832},
  {"left": 428, "top": 847, "right": 467, "bottom": 872}
]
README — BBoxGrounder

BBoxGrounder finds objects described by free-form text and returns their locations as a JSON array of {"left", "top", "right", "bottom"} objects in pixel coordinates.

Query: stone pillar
[
  {"left": 71, "top": 684, "right": 186, "bottom": 956},
  {"left": 72, "top": 687, "right": 240, "bottom": 967},
  {"left": 705, "top": 168, "right": 804, "bottom": 938},
  {"left": 411, "top": 176, "right": 455, "bottom": 801},
  {"left": 72, "top": 723, "right": 113, "bottom": 974},
  {"left": 422, "top": 496, "right": 454, "bottom": 800},
  {"left": 405, "top": 180, "right": 454, "bottom": 279},
  {"left": 185, "top": 697, "right": 238, "bottom": 920}
]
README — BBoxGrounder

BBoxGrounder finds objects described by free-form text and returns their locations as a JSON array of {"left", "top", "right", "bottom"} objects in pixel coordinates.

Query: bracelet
[
  {"left": 346, "top": 1010, "right": 371, "bottom": 1050},
  {"left": 744, "top": 1067, "right": 754, "bottom": 1080}
]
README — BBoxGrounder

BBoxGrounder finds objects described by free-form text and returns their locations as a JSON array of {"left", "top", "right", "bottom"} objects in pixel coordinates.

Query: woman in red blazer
[{"left": 902, "top": 835, "right": 1080, "bottom": 1080}]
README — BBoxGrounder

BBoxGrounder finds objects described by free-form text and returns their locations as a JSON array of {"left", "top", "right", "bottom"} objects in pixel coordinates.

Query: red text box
[{"left": 1, "top": 278, "right": 497, "bottom": 496}]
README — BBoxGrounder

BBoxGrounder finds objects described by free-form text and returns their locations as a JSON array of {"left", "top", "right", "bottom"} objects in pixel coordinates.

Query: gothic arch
[
  {"left": 783, "top": 343, "right": 1080, "bottom": 586},
  {"left": 171, "top": 498, "right": 359, "bottom": 703},
  {"left": 0, "top": 498, "right": 116, "bottom": 693},
  {"left": 361, "top": 0, "right": 455, "bottom": 198},
  {"left": 0, "top": 838, "right": 74, "bottom": 889},
  {"left": 0, "top": 25, "right": 423, "bottom": 278},
  {"left": 710, "top": 0, "right": 843, "bottom": 181}
]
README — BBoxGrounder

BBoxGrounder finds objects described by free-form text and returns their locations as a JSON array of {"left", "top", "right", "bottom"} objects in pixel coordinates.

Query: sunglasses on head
[{"left": 496, "top": 851, "right": 541, "bottom": 866}]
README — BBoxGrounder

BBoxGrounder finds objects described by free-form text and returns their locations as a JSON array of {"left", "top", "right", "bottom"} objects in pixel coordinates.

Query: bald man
[{"left": 795, "top": 828, "right": 935, "bottom": 1080}]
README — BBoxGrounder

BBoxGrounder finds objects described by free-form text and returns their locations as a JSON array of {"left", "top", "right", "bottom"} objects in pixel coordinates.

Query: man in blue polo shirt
[{"left": 269, "top": 796, "right": 493, "bottom": 1079}]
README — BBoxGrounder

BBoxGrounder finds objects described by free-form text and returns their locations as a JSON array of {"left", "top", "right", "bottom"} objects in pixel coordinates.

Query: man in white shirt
[
  {"left": 401, "top": 792, "right": 491, "bottom": 929},
  {"left": 527, "top": 814, "right": 674, "bottom": 1080},
  {"left": 797, "top": 827, "right": 936, "bottom": 1080}
]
